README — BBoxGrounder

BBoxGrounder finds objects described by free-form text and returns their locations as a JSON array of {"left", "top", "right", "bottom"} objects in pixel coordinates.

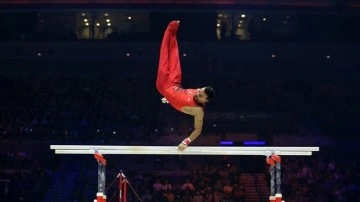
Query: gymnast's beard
[
  {"left": 193, "top": 95, "right": 204, "bottom": 107},
  {"left": 193, "top": 95, "right": 199, "bottom": 102}
]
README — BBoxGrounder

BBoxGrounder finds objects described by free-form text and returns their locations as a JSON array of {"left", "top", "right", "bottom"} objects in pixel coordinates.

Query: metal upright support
[
  {"left": 266, "top": 155, "right": 276, "bottom": 202},
  {"left": 271, "top": 154, "right": 282, "bottom": 202},
  {"left": 94, "top": 152, "right": 107, "bottom": 202},
  {"left": 98, "top": 161, "right": 106, "bottom": 192},
  {"left": 276, "top": 160, "right": 281, "bottom": 194},
  {"left": 270, "top": 164, "right": 276, "bottom": 196}
]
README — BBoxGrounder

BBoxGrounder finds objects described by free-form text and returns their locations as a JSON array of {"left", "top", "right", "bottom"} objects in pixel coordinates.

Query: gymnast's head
[{"left": 195, "top": 86, "right": 215, "bottom": 103}]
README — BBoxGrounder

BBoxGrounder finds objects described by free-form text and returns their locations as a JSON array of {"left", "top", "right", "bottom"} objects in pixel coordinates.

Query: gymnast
[{"left": 156, "top": 20, "right": 215, "bottom": 151}]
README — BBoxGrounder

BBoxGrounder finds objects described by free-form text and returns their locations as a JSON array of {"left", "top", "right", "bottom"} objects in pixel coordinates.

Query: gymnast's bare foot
[{"left": 167, "top": 20, "right": 180, "bottom": 33}]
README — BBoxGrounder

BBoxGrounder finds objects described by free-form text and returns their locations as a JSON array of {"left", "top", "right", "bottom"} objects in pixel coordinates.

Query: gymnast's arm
[
  {"left": 187, "top": 107, "right": 204, "bottom": 141},
  {"left": 178, "top": 106, "right": 204, "bottom": 150}
]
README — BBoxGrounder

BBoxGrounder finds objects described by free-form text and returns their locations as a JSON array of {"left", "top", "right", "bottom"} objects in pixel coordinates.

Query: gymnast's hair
[{"left": 204, "top": 86, "right": 215, "bottom": 101}]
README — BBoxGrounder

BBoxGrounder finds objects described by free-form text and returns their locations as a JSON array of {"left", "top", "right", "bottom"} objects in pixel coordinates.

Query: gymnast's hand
[
  {"left": 161, "top": 97, "right": 169, "bottom": 104},
  {"left": 178, "top": 138, "right": 191, "bottom": 151},
  {"left": 177, "top": 142, "right": 187, "bottom": 151}
]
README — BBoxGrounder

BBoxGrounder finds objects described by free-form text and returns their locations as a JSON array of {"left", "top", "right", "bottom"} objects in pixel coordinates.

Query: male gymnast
[{"left": 156, "top": 20, "right": 215, "bottom": 151}]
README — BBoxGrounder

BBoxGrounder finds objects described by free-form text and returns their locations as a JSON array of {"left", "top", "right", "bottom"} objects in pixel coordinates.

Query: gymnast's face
[{"left": 195, "top": 87, "right": 208, "bottom": 103}]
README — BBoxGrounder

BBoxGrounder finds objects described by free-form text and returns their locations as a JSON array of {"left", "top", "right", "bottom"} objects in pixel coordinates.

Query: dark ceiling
[{"left": 1, "top": 0, "right": 359, "bottom": 10}]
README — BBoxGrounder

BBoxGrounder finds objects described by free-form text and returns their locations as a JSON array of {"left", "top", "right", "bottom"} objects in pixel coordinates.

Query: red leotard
[
  {"left": 164, "top": 86, "right": 201, "bottom": 112},
  {"left": 156, "top": 21, "right": 203, "bottom": 112}
]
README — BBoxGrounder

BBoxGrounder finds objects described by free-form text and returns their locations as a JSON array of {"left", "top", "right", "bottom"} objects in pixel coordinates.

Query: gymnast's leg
[
  {"left": 168, "top": 21, "right": 182, "bottom": 87},
  {"left": 156, "top": 20, "right": 181, "bottom": 96}
]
